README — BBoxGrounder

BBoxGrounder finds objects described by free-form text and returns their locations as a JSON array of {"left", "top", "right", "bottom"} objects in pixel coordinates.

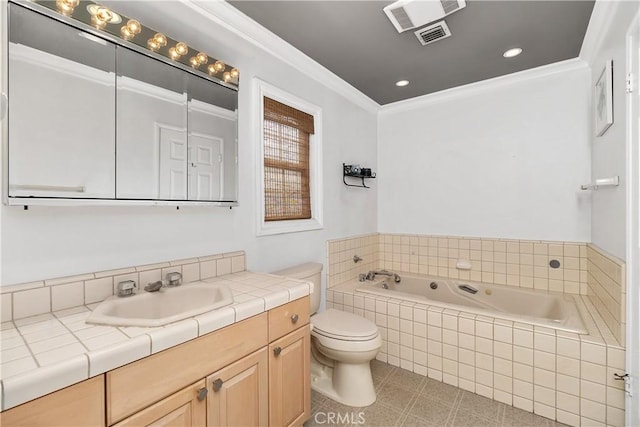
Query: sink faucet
[
  {"left": 144, "top": 280, "right": 163, "bottom": 292},
  {"left": 365, "top": 270, "right": 401, "bottom": 283},
  {"left": 167, "top": 272, "right": 182, "bottom": 287},
  {"left": 116, "top": 280, "right": 136, "bottom": 297}
]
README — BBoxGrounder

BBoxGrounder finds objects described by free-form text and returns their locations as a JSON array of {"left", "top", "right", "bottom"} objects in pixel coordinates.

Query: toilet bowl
[{"left": 273, "top": 263, "right": 381, "bottom": 407}]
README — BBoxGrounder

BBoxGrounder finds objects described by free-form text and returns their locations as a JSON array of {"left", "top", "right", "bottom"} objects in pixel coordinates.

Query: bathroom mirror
[
  {"left": 8, "top": 3, "right": 117, "bottom": 199},
  {"left": 6, "top": 3, "right": 239, "bottom": 204}
]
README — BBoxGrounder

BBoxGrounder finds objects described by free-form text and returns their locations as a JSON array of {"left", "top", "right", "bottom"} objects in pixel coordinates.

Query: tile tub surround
[
  {"left": 0, "top": 271, "right": 312, "bottom": 410},
  {"left": 0, "top": 250, "right": 247, "bottom": 322},
  {"left": 587, "top": 244, "right": 626, "bottom": 346},
  {"left": 327, "top": 234, "right": 589, "bottom": 296},
  {"left": 327, "top": 281, "right": 626, "bottom": 427}
]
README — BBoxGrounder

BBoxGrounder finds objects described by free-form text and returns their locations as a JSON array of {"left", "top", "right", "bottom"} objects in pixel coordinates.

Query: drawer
[
  {"left": 268, "top": 296, "right": 310, "bottom": 342},
  {"left": 106, "top": 312, "right": 267, "bottom": 425}
]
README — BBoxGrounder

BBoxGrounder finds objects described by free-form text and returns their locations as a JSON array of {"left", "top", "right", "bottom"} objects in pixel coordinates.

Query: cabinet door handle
[
  {"left": 291, "top": 314, "right": 299, "bottom": 324},
  {"left": 212, "top": 378, "right": 224, "bottom": 392},
  {"left": 197, "top": 387, "right": 208, "bottom": 401},
  {"left": 273, "top": 346, "right": 282, "bottom": 356}
]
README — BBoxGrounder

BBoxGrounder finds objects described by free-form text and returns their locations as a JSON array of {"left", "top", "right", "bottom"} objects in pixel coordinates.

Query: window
[{"left": 256, "top": 79, "right": 323, "bottom": 235}]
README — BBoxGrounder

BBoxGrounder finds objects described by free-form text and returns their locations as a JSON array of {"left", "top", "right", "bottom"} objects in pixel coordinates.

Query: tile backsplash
[
  {"left": 0, "top": 251, "right": 246, "bottom": 322},
  {"left": 328, "top": 233, "right": 588, "bottom": 296},
  {"left": 587, "top": 244, "right": 626, "bottom": 346}
]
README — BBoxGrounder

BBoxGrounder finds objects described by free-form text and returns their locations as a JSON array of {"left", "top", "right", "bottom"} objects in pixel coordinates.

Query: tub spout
[{"left": 365, "top": 270, "right": 401, "bottom": 283}]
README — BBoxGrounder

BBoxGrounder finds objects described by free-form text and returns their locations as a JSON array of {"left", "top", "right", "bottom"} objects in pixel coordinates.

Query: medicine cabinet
[{"left": 5, "top": 2, "right": 239, "bottom": 206}]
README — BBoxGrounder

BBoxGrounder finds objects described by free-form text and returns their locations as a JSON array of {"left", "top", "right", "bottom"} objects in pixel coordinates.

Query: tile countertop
[{"left": 0, "top": 271, "right": 312, "bottom": 411}]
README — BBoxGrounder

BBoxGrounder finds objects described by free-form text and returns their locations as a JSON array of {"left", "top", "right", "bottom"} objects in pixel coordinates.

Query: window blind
[{"left": 263, "top": 97, "right": 314, "bottom": 221}]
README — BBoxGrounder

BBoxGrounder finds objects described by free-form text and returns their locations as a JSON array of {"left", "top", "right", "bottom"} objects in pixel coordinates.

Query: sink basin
[{"left": 86, "top": 282, "right": 233, "bottom": 327}]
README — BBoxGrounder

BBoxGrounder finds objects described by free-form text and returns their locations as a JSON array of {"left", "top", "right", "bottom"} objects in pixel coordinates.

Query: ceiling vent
[
  {"left": 414, "top": 20, "right": 451, "bottom": 46},
  {"left": 383, "top": 0, "right": 466, "bottom": 33}
]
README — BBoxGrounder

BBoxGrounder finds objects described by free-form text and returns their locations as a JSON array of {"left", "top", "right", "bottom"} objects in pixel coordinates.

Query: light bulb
[
  {"left": 126, "top": 20, "right": 141, "bottom": 35},
  {"left": 56, "top": 0, "right": 78, "bottom": 16},
  {"left": 207, "top": 64, "right": 218, "bottom": 75},
  {"left": 196, "top": 52, "right": 208, "bottom": 65},
  {"left": 213, "top": 60, "right": 225, "bottom": 72},
  {"left": 86, "top": 4, "right": 121, "bottom": 24},
  {"left": 120, "top": 26, "right": 133, "bottom": 40},
  {"left": 153, "top": 33, "right": 167, "bottom": 47},
  {"left": 147, "top": 38, "right": 160, "bottom": 51},
  {"left": 168, "top": 47, "right": 180, "bottom": 60},
  {"left": 230, "top": 68, "right": 239, "bottom": 78},
  {"left": 175, "top": 42, "right": 188, "bottom": 56},
  {"left": 503, "top": 47, "right": 523, "bottom": 58},
  {"left": 189, "top": 57, "right": 200, "bottom": 68},
  {"left": 222, "top": 72, "right": 231, "bottom": 82}
]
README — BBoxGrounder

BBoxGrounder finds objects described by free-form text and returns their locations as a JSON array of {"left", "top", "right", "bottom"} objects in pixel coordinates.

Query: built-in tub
[{"left": 356, "top": 273, "right": 586, "bottom": 334}]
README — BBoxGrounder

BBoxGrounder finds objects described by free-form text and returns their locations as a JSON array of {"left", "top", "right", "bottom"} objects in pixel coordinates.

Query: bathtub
[{"left": 356, "top": 273, "right": 586, "bottom": 334}]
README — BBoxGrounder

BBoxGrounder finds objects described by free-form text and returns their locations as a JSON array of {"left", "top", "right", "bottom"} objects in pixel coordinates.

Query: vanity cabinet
[
  {"left": 0, "top": 296, "right": 310, "bottom": 427},
  {"left": 0, "top": 376, "right": 105, "bottom": 426},
  {"left": 113, "top": 381, "right": 207, "bottom": 427}
]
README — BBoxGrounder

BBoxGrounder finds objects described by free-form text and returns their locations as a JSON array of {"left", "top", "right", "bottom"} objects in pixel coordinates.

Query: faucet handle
[
  {"left": 167, "top": 272, "right": 182, "bottom": 286},
  {"left": 117, "top": 280, "right": 136, "bottom": 297}
]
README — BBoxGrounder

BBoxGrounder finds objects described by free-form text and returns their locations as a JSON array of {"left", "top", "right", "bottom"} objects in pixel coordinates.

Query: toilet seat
[{"left": 311, "top": 309, "right": 379, "bottom": 341}]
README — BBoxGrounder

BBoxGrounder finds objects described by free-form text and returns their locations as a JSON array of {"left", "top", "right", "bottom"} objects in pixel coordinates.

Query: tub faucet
[{"left": 365, "top": 270, "right": 401, "bottom": 283}]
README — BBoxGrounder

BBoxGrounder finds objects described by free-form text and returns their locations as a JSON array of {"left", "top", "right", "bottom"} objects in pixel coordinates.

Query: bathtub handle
[{"left": 458, "top": 284, "right": 478, "bottom": 294}]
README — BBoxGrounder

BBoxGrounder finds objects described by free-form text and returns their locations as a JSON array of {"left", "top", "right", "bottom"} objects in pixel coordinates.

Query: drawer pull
[
  {"left": 273, "top": 346, "right": 282, "bottom": 356},
  {"left": 291, "top": 314, "right": 299, "bottom": 324},
  {"left": 197, "top": 387, "right": 208, "bottom": 401},
  {"left": 212, "top": 378, "right": 224, "bottom": 392}
]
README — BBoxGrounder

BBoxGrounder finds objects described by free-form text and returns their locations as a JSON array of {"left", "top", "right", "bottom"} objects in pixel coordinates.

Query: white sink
[{"left": 86, "top": 282, "right": 233, "bottom": 327}]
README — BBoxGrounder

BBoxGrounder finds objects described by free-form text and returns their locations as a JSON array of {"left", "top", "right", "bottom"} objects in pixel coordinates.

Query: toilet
[{"left": 274, "top": 263, "right": 381, "bottom": 407}]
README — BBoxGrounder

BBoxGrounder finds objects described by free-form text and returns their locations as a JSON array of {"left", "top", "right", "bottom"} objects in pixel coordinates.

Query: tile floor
[{"left": 305, "top": 360, "right": 570, "bottom": 426}]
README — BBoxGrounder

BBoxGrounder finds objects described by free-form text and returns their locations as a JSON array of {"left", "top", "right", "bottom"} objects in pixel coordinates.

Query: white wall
[
  {"left": 377, "top": 63, "right": 591, "bottom": 242},
  {"left": 582, "top": 1, "right": 639, "bottom": 261},
  {"left": 0, "top": 1, "right": 378, "bottom": 285}
]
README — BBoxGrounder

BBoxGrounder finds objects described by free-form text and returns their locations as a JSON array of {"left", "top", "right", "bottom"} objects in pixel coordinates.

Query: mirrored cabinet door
[
  {"left": 8, "top": 4, "right": 117, "bottom": 199},
  {"left": 187, "top": 75, "right": 238, "bottom": 202},
  {"left": 115, "top": 48, "right": 188, "bottom": 200}
]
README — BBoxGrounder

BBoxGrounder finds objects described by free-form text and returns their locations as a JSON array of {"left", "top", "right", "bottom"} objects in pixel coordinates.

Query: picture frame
[{"left": 595, "top": 60, "right": 614, "bottom": 137}]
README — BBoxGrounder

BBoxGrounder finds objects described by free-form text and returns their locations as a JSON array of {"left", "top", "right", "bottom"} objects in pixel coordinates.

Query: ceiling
[{"left": 230, "top": 1, "right": 595, "bottom": 105}]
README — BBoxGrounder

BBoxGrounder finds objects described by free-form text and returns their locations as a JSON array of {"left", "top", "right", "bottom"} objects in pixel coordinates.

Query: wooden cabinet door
[
  {"left": 269, "top": 326, "right": 310, "bottom": 427},
  {"left": 113, "top": 380, "right": 206, "bottom": 427},
  {"left": 207, "top": 348, "right": 268, "bottom": 427}
]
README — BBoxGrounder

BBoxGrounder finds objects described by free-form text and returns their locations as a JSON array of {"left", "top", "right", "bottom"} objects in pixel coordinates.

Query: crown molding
[
  {"left": 579, "top": 0, "right": 625, "bottom": 65},
  {"left": 181, "top": 0, "right": 380, "bottom": 114},
  {"left": 379, "top": 58, "right": 589, "bottom": 115}
]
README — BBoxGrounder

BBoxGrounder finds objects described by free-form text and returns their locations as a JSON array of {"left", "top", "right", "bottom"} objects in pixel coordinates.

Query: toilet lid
[{"left": 312, "top": 309, "right": 379, "bottom": 341}]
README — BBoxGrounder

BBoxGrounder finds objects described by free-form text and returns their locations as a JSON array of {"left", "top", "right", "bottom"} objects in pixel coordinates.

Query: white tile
[
  {"left": 557, "top": 355, "right": 580, "bottom": 378},
  {"left": 513, "top": 396, "right": 533, "bottom": 412},
  {"left": 534, "top": 368, "right": 555, "bottom": 389},
  {"left": 195, "top": 306, "right": 236, "bottom": 335},
  {"left": 231, "top": 256, "right": 245, "bottom": 273},
  {"left": 84, "top": 277, "right": 113, "bottom": 304},
  {"left": 118, "top": 326, "right": 159, "bottom": 338},
  {"left": 13, "top": 287, "right": 50, "bottom": 320},
  {"left": 1, "top": 346, "right": 31, "bottom": 363},
  {"left": 2, "top": 355, "right": 88, "bottom": 410},
  {"left": 607, "top": 347, "right": 625, "bottom": 369},
  {"left": 513, "top": 362, "right": 533, "bottom": 382},
  {"left": 21, "top": 324, "right": 69, "bottom": 344},
  {"left": 54, "top": 306, "right": 90, "bottom": 319},
  {"left": 0, "top": 356, "right": 37, "bottom": 378},
  {"left": 513, "top": 329, "right": 533, "bottom": 348},
  {"left": 557, "top": 337, "right": 580, "bottom": 359},
  {"left": 581, "top": 361, "right": 607, "bottom": 384},
  {"left": 13, "top": 313, "right": 54, "bottom": 328},
  {"left": 34, "top": 343, "right": 87, "bottom": 366},
  {"left": 1, "top": 294, "right": 11, "bottom": 322},
  {"left": 288, "top": 283, "right": 311, "bottom": 300},
  {"left": 580, "top": 398, "right": 606, "bottom": 423},
  {"left": 149, "top": 320, "right": 198, "bottom": 353},
  {"left": 217, "top": 258, "right": 232, "bottom": 276},
  {"left": 534, "top": 350, "right": 555, "bottom": 371},
  {"left": 533, "top": 402, "right": 555, "bottom": 420},
  {"left": 494, "top": 324, "right": 512, "bottom": 344},
  {"left": 82, "top": 330, "right": 129, "bottom": 351},
  {"left": 88, "top": 334, "right": 151, "bottom": 376},
  {"left": 581, "top": 341, "right": 607, "bottom": 365},
  {"left": 74, "top": 325, "right": 117, "bottom": 341},
  {"left": 534, "top": 333, "right": 555, "bottom": 353},
  {"left": 513, "top": 346, "right": 533, "bottom": 365},
  {"left": 494, "top": 341, "right": 512, "bottom": 360},
  {"left": 581, "top": 379, "right": 606, "bottom": 402},
  {"left": 30, "top": 333, "right": 79, "bottom": 354},
  {"left": 475, "top": 320, "right": 492, "bottom": 339},
  {"left": 182, "top": 263, "right": 200, "bottom": 283},
  {"left": 51, "top": 282, "right": 84, "bottom": 312},
  {"left": 513, "top": 379, "right": 533, "bottom": 399},
  {"left": 261, "top": 289, "right": 290, "bottom": 310},
  {"left": 232, "top": 298, "right": 265, "bottom": 321},
  {"left": 557, "top": 373, "right": 580, "bottom": 395},
  {"left": 556, "top": 409, "right": 580, "bottom": 427},
  {"left": 1, "top": 334, "right": 25, "bottom": 350}
]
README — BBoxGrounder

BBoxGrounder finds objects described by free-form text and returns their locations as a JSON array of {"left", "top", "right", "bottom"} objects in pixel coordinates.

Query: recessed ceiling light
[
  {"left": 395, "top": 80, "right": 409, "bottom": 87},
  {"left": 503, "top": 47, "right": 523, "bottom": 58}
]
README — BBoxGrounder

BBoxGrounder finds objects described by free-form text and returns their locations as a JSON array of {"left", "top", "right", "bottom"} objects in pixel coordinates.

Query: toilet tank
[{"left": 272, "top": 262, "right": 323, "bottom": 314}]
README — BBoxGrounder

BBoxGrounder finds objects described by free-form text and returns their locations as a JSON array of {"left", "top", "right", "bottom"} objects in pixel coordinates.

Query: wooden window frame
[{"left": 255, "top": 79, "right": 323, "bottom": 236}]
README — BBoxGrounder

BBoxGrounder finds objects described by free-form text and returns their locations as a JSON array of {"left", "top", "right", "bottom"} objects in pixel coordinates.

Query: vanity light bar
[{"left": 37, "top": 0, "right": 239, "bottom": 88}]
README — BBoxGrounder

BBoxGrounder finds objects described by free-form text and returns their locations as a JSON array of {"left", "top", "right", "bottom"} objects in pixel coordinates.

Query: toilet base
[{"left": 310, "top": 356, "right": 376, "bottom": 407}]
